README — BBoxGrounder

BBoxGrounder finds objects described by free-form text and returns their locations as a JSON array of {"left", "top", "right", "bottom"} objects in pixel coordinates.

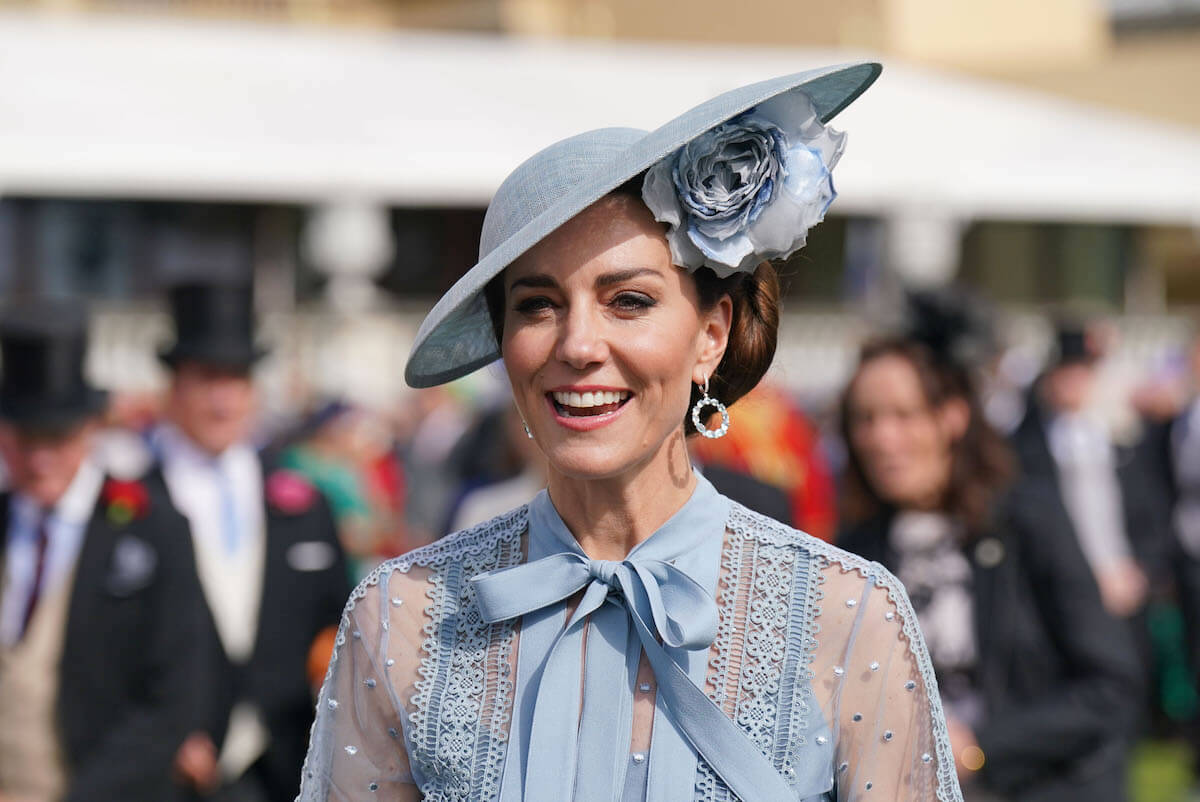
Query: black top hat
[
  {"left": 1051, "top": 322, "right": 1099, "bottom": 368},
  {"left": 0, "top": 300, "right": 108, "bottom": 430},
  {"left": 902, "top": 288, "right": 996, "bottom": 370},
  {"left": 159, "top": 279, "right": 268, "bottom": 369}
]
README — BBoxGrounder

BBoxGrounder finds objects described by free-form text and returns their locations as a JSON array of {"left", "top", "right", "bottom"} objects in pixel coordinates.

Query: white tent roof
[{"left": 1, "top": 12, "right": 1199, "bottom": 224}]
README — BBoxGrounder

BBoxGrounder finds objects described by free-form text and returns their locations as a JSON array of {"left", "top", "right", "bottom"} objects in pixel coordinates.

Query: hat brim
[
  {"left": 0, "top": 388, "right": 108, "bottom": 432},
  {"left": 159, "top": 341, "right": 269, "bottom": 370},
  {"left": 405, "top": 61, "right": 882, "bottom": 389}
]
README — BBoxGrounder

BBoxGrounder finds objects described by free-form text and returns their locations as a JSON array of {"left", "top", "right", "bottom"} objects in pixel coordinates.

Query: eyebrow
[
  {"left": 508, "top": 267, "right": 662, "bottom": 293},
  {"left": 595, "top": 268, "right": 661, "bottom": 288},
  {"left": 509, "top": 274, "right": 558, "bottom": 291}
]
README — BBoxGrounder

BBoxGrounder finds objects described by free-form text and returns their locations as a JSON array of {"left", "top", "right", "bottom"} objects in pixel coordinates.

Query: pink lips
[{"left": 545, "top": 385, "right": 632, "bottom": 432}]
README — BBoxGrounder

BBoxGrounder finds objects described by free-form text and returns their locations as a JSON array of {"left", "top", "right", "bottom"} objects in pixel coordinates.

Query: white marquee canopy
[{"left": 1, "top": 12, "right": 1199, "bottom": 226}]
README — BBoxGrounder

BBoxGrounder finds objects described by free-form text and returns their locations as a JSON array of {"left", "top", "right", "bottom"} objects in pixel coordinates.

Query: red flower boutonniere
[
  {"left": 102, "top": 479, "right": 151, "bottom": 525},
  {"left": 266, "top": 470, "right": 318, "bottom": 515}
]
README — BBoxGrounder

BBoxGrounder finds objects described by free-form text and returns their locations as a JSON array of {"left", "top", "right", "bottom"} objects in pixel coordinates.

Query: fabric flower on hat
[{"left": 641, "top": 90, "right": 845, "bottom": 277}]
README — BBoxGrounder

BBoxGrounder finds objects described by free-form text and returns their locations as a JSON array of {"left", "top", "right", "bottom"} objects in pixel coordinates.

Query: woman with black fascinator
[{"left": 837, "top": 291, "right": 1143, "bottom": 801}]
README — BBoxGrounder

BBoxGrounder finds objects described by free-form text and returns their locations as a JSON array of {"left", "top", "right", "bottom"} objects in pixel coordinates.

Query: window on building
[{"left": 959, "top": 221, "right": 1131, "bottom": 308}]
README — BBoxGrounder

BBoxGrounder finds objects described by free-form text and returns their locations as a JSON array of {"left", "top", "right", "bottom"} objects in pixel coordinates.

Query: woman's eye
[
  {"left": 611, "top": 292, "right": 655, "bottom": 312},
  {"left": 514, "top": 296, "right": 554, "bottom": 315}
]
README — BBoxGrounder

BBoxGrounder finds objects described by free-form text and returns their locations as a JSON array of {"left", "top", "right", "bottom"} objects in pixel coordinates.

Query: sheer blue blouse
[{"left": 298, "top": 473, "right": 961, "bottom": 801}]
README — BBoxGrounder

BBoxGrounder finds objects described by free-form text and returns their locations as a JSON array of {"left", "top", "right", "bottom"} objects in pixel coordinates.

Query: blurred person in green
[
  {"left": 278, "top": 401, "right": 407, "bottom": 579},
  {"left": 1139, "top": 328, "right": 1200, "bottom": 789}
]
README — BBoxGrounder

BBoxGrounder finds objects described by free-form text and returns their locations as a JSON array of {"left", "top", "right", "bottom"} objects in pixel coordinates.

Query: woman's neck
[{"left": 546, "top": 428, "right": 697, "bottom": 560}]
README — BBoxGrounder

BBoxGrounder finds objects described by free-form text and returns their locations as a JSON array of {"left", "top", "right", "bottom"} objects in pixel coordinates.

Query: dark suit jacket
[
  {"left": 1012, "top": 398, "right": 1174, "bottom": 586},
  {"left": 0, "top": 477, "right": 205, "bottom": 802},
  {"left": 839, "top": 481, "right": 1143, "bottom": 802},
  {"left": 146, "top": 452, "right": 350, "bottom": 802}
]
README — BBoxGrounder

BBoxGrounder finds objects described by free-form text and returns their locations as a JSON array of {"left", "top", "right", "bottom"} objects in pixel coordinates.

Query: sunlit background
[
  {"left": 1, "top": 1, "right": 1199, "bottom": 796},
  {"left": 1, "top": 0, "right": 1197, "bottom": 414}
]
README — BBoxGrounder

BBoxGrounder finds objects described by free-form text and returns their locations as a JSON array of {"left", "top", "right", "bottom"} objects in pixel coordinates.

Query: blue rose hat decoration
[{"left": 641, "top": 90, "right": 845, "bottom": 277}]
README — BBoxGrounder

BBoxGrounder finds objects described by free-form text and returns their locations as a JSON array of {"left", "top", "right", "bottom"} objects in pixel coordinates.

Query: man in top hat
[
  {"left": 1012, "top": 322, "right": 1166, "bottom": 621},
  {"left": 0, "top": 300, "right": 204, "bottom": 801},
  {"left": 147, "top": 279, "right": 349, "bottom": 802},
  {"left": 1011, "top": 321, "right": 1171, "bottom": 751}
]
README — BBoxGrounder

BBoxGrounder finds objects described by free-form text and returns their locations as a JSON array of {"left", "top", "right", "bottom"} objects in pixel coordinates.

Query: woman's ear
[
  {"left": 937, "top": 397, "right": 971, "bottom": 443},
  {"left": 693, "top": 294, "right": 733, "bottom": 385}
]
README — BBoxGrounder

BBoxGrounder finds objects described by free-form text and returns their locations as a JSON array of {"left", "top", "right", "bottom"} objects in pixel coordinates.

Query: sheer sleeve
[
  {"left": 810, "top": 559, "right": 961, "bottom": 802},
  {"left": 297, "top": 562, "right": 430, "bottom": 802}
]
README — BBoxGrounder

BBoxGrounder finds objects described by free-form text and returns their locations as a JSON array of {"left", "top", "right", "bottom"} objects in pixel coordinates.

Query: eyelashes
[
  {"left": 611, "top": 292, "right": 656, "bottom": 312},
  {"left": 511, "top": 292, "right": 658, "bottom": 317},
  {"left": 513, "top": 296, "right": 554, "bottom": 315}
]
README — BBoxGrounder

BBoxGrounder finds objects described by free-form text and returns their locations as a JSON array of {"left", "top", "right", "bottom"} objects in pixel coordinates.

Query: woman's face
[
  {"left": 846, "top": 353, "right": 964, "bottom": 511},
  {"left": 501, "top": 195, "right": 730, "bottom": 482}
]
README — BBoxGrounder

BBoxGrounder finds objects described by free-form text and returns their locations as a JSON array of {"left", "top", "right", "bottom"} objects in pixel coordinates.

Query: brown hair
[
  {"left": 838, "top": 337, "right": 1015, "bottom": 538},
  {"left": 685, "top": 262, "right": 779, "bottom": 435},
  {"left": 483, "top": 180, "right": 780, "bottom": 437}
]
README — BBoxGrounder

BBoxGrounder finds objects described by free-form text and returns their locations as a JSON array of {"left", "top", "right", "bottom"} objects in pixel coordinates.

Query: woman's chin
[
  {"left": 535, "top": 413, "right": 687, "bottom": 485},
  {"left": 879, "top": 485, "right": 941, "bottom": 512},
  {"left": 541, "top": 440, "right": 646, "bottom": 483},
  {"left": 546, "top": 457, "right": 632, "bottom": 483}
]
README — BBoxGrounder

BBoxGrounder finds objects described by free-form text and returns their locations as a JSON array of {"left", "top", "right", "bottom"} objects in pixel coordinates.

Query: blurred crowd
[{"left": 2, "top": 273, "right": 1200, "bottom": 802}]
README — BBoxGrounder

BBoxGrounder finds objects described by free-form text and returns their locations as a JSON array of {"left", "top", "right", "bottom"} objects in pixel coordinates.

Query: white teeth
[{"left": 552, "top": 390, "right": 629, "bottom": 409}]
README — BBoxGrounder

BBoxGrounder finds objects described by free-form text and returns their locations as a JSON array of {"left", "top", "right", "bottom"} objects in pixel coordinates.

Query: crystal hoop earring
[
  {"left": 690, "top": 377, "right": 730, "bottom": 439},
  {"left": 522, "top": 420, "right": 534, "bottom": 440}
]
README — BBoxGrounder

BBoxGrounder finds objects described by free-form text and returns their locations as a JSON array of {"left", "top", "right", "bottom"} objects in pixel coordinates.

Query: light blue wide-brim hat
[{"left": 404, "top": 61, "right": 882, "bottom": 389}]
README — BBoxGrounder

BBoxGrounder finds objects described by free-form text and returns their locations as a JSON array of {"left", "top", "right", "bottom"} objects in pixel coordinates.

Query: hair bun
[{"left": 687, "top": 262, "right": 780, "bottom": 435}]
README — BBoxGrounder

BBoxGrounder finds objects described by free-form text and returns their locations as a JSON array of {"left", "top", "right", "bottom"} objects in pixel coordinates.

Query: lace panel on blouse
[{"left": 298, "top": 502, "right": 960, "bottom": 802}]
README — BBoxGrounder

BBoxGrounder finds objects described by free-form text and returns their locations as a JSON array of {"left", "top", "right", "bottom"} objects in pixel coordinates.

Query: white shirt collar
[
  {"left": 155, "top": 422, "right": 266, "bottom": 664},
  {"left": 11, "top": 457, "right": 105, "bottom": 533},
  {"left": 155, "top": 422, "right": 255, "bottom": 473}
]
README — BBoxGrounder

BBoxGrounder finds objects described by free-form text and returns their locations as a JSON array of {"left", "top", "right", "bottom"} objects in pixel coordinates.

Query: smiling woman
[
  {"left": 486, "top": 192, "right": 738, "bottom": 484},
  {"left": 838, "top": 334, "right": 1142, "bottom": 801},
  {"left": 484, "top": 184, "right": 780, "bottom": 447},
  {"left": 299, "top": 63, "right": 964, "bottom": 802}
]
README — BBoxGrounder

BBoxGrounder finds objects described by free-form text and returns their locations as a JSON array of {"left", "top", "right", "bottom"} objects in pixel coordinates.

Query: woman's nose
[
  {"left": 555, "top": 306, "right": 608, "bottom": 369},
  {"left": 870, "top": 417, "right": 911, "bottom": 456},
  {"left": 857, "top": 416, "right": 895, "bottom": 452}
]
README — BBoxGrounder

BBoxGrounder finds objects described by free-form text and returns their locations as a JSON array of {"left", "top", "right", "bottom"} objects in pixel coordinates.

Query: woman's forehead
[
  {"left": 854, "top": 354, "right": 928, "bottom": 403},
  {"left": 507, "top": 196, "right": 673, "bottom": 285}
]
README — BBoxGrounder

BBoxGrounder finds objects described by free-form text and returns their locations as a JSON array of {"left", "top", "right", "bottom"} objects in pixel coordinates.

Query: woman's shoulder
[
  {"left": 729, "top": 500, "right": 930, "bottom": 667},
  {"left": 409, "top": 503, "right": 530, "bottom": 568},
  {"left": 727, "top": 499, "right": 901, "bottom": 590},
  {"left": 343, "top": 503, "right": 531, "bottom": 613}
]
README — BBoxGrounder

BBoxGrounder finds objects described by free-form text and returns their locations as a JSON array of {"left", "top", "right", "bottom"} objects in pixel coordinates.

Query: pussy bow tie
[{"left": 471, "top": 499, "right": 797, "bottom": 801}]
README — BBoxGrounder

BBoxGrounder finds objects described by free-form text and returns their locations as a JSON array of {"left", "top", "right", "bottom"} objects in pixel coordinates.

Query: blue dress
[{"left": 297, "top": 473, "right": 962, "bottom": 801}]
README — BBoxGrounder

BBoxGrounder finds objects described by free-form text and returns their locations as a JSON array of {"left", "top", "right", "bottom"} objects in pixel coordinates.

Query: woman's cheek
[{"left": 504, "top": 328, "right": 546, "bottom": 376}]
